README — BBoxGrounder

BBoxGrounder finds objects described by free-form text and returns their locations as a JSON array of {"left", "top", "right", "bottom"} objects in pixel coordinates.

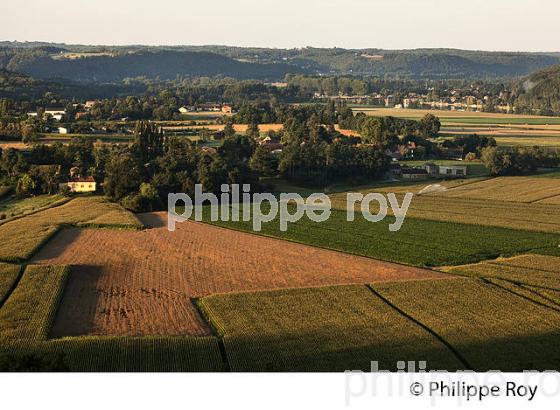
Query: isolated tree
[
  {"left": 419, "top": 114, "right": 441, "bottom": 138},
  {"left": 16, "top": 174, "right": 36, "bottom": 198}
]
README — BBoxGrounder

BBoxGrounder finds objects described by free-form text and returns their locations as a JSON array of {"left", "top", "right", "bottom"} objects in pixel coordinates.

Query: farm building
[
  {"left": 178, "top": 106, "right": 190, "bottom": 114},
  {"left": 221, "top": 104, "right": 233, "bottom": 114},
  {"left": 59, "top": 176, "right": 97, "bottom": 193},
  {"left": 424, "top": 163, "right": 468, "bottom": 178},
  {"left": 401, "top": 168, "right": 429, "bottom": 180},
  {"left": 438, "top": 165, "right": 468, "bottom": 177},
  {"left": 58, "top": 127, "right": 69, "bottom": 134}
]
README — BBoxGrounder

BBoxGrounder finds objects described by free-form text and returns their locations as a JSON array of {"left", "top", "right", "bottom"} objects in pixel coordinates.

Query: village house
[
  {"left": 58, "top": 127, "right": 69, "bottom": 134},
  {"left": 178, "top": 106, "right": 190, "bottom": 114},
  {"left": 221, "top": 104, "right": 233, "bottom": 114},
  {"left": 59, "top": 176, "right": 97, "bottom": 193}
]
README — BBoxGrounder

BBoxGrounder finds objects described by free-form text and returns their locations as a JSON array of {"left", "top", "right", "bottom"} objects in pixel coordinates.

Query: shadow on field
[
  {"left": 50, "top": 264, "right": 103, "bottom": 338},
  {"left": 136, "top": 212, "right": 167, "bottom": 229},
  {"left": 218, "top": 330, "right": 560, "bottom": 372},
  {"left": 31, "top": 228, "right": 83, "bottom": 261}
]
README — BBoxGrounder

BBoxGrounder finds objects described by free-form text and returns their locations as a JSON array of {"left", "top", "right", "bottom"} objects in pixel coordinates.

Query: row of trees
[{"left": 481, "top": 146, "right": 560, "bottom": 176}]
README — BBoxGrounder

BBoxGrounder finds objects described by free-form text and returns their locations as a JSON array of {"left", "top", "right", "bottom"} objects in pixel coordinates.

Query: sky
[{"left": 1, "top": 0, "right": 559, "bottom": 52}]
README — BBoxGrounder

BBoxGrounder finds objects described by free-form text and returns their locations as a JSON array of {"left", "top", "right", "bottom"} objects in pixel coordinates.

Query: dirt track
[{"left": 32, "top": 213, "right": 447, "bottom": 337}]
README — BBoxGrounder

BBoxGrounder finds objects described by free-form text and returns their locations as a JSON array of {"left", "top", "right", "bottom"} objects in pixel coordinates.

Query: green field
[
  {"left": 0, "top": 265, "right": 69, "bottom": 342},
  {"left": 198, "top": 285, "right": 464, "bottom": 371},
  {"left": 372, "top": 278, "right": 560, "bottom": 371},
  {"left": 204, "top": 205, "right": 560, "bottom": 266}
]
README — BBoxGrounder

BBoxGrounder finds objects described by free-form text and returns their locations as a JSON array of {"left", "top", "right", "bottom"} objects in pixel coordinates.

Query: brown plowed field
[{"left": 32, "top": 212, "right": 447, "bottom": 337}]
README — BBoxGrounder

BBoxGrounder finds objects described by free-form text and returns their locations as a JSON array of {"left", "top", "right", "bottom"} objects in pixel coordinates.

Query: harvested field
[
  {"left": 31, "top": 214, "right": 446, "bottom": 338},
  {"left": 372, "top": 278, "right": 560, "bottom": 371},
  {"left": 199, "top": 285, "right": 464, "bottom": 371}
]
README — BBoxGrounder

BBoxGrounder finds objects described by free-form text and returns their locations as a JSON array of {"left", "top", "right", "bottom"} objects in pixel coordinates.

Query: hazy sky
[{"left": 2, "top": 0, "right": 559, "bottom": 51}]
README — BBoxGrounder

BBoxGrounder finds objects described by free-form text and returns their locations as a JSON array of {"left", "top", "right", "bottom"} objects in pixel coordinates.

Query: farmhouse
[
  {"left": 221, "top": 104, "right": 233, "bottom": 114},
  {"left": 59, "top": 176, "right": 97, "bottom": 193},
  {"left": 58, "top": 127, "right": 69, "bottom": 134},
  {"left": 178, "top": 106, "right": 190, "bottom": 114}
]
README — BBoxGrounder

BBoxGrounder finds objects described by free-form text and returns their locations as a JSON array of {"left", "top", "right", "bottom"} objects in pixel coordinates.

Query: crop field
[
  {"left": 162, "top": 123, "right": 283, "bottom": 134},
  {"left": 0, "top": 196, "right": 142, "bottom": 262},
  {"left": 0, "top": 263, "right": 20, "bottom": 304},
  {"left": 30, "top": 216, "right": 443, "bottom": 338},
  {"left": 330, "top": 191, "right": 560, "bottom": 233},
  {"left": 372, "top": 278, "right": 560, "bottom": 371},
  {"left": 431, "top": 176, "right": 560, "bottom": 203},
  {"left": 1, "top": 177, "right": 559, "bottom": 371},
  {"left": 207, "top": 205, "right": 560, "bottom": 266},
  {"left": 354, "top": 107, "right": 560, "bottom": 123},
  {"left": 448, "top": 254, "right": 560, "bottom": 283},
  {"left": 0, "top": 265, "right": 69, "bottom": 342},
  {"left": 0, "top": 194, "right": 67, "bottom": 223},
  {"left": 198, "top": 284, "right": 464, "bottom": 371}
]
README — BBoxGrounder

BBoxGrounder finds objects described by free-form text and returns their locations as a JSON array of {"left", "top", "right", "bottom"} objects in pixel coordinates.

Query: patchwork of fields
[
  {"left": 0, "top": 173, "right": 559, "bottom": 371},
  {"left": 31, "top": 216, "right": 444, "bottom": 338}
]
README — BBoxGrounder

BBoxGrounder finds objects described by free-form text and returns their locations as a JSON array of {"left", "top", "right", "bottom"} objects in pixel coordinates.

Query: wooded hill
[
  {"left": 1, "top": 42, "right": 559, "bottom": 82},
  {"left": 514, "top": 64, "right": 560, "bottom": 115}
]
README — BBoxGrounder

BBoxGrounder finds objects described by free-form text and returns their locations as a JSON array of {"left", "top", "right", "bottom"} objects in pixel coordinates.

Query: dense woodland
[{"left": 2, "top": 43, "right": 559, "bottom": 80}]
